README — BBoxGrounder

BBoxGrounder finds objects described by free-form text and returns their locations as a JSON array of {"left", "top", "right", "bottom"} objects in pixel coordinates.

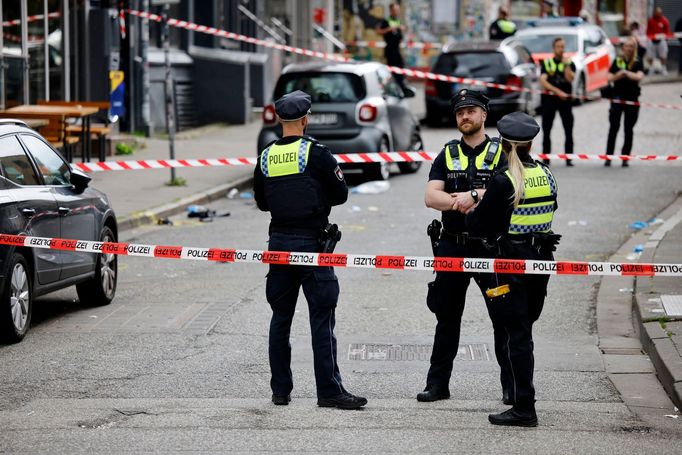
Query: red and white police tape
[
  {"left": 2, "top": 11, "right": 60, "bottom": 27},
  {"left": 1, "top": 234, "right": 681, "bottom": 277},
  {"left": 72, "top": 153, "right": 681, "bottom": 173},
  {"left": 125, "top": 9, "right": 682, "bottom": 111}
]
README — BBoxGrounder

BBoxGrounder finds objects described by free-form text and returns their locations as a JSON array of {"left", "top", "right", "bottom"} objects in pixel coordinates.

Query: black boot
[
  {"left": 604, "top": 159, "right": 611, "bottom": 167},
  {"left": 417, "top": 385, "right": 450, "bottom": 402},
  {"left": 488, "top": 407, "right": 538, "bottom": 427}
]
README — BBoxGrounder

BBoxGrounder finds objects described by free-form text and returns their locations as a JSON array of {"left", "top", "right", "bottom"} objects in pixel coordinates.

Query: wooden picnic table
[
  {"left": 4, "top": 104, "right": 99, "bottom": 162},
  {"left": 23, "top": 118, "right": 49, "bottom": 130}
]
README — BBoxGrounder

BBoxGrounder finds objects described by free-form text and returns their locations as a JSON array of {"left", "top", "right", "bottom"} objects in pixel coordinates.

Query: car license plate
[{"left": 308, "top": 113, "right": 338, "bottom": 125}]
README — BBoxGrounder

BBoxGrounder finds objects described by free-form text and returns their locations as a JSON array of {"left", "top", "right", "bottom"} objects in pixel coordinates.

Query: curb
[
  {"left": 633, "top": 196, "right": 682, "bottom": 410},
  {"left": 116, "top": 174, "right": 254, "bottom": 232}
]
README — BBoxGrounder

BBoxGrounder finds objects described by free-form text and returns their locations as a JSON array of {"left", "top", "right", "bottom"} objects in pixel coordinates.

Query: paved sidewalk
[
  {"left": 90, "top": 122, "right": 261, "bottom": 230},
  {"left": 634, "top": 195, "right": 682, "bottom": 409}
]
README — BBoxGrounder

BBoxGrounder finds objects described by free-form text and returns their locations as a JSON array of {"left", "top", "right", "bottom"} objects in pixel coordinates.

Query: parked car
[
  {"left": 257, "top": 61, "right": 423, "bottom": 181},
  {"left": 424, "top": 41, "right": 541, "bottom": 126},
  {"left": 0, "top": 119, "right": 118, "bottom": 343},
  {"left": 502, "top": 21, "right": 616, "bottom": 102}
]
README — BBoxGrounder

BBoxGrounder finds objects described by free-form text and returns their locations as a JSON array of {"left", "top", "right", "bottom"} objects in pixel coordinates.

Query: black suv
[{"left": 0, "top": 120, "right": 118, "bottom": 343}]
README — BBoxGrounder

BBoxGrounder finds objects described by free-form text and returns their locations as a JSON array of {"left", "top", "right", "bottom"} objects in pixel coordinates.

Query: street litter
[
  {"left": 352, "top": 180, "right": 390, "bottom": 194},
  {"left": 619, "top": 288, "right": 634, "bottom": 293},
  {"left": 157, "top": 217, "right": 173, "bottom": 226},
  {"left": 227, "top": 188, "right": 239, "bottom": 199},
  {"left": 350, "top": 205, "right": 362, "bottom": 212},
  {"left": 628, "top": 217, "right": 665, "bottom": 231},
  {"left": 368, "top": 206, "right": 379, "bottom": 212},
  {"left": 567, "top": 220, "right": 588, "bottom": 227},
  {"left": 239, "top": 191, "right": 253, "bottom": 199},
  {"left": 187, "top": 205, "right": 215, "bottom": 219},
  {"left": 664, "top": 415, "right": 679, "bottom": 419}
]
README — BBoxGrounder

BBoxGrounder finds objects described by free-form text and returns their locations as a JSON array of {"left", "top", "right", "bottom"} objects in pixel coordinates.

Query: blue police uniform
[
  {"left": 254, "top": 91, "right": 366, "bottom": 409},
  {"left": 466, "top": 111, "right": 560, "bottom": 426},
  {"left": 419, "top": 90, "right": 507, "bottom": 401}
]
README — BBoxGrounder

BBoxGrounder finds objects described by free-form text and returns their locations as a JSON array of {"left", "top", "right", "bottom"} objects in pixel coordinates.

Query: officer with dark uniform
[
  {"left": 376, "top": 3, "right": 407, "bottom": 89},
  {"left": 254, "top": 90, "right": 367, "bottom": 410},
  {"left": 418, "top": 89, "right": 505, "bottom": 402},
  {"left": 489, "top": 7, "right": 517, "bottom": 41},
  {"left": 540, "top": 37, "right": 576, "bottom": 167},
  {"left": 466, "top": 111, "right": 560, "bottom": 427}
]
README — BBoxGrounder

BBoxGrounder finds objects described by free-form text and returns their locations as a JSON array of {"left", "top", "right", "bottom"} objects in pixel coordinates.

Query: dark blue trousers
[{"left": 265, "top": 232, "right": 346, "bottom": 399}]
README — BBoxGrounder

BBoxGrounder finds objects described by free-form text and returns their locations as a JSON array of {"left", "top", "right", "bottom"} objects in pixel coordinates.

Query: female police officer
[{"left": 464, "top": 111, "right": 560, "bottom": 427}]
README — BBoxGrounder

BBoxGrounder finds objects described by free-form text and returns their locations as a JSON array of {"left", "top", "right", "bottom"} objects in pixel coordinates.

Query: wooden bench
[{"left": 38, "top": 100, "right": 112, "bottom": 161}]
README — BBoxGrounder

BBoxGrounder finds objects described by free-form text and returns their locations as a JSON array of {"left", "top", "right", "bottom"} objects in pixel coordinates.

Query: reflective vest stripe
[
  {"left": 616, "top": 57, "right": 636, "bottom": 70},
  {"left": 505, "top": 165, "right": 557, "bottom": 235},
  {"left": 387, "top": 18, "right": 401, "bottom": 27},
  {"left": 260, "top": 139, "right": 311, "bottom": 177},
  {"left": 444, "top": 141, "right": 502, "bottom": 172},
  {"left": 543, "top": 58, "right": 566, "bottom": 75}
]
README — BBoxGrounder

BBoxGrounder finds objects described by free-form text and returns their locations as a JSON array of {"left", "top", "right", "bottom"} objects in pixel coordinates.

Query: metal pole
[
  {"left": 83, "top": 0, "right": 90, "bottom": 99},
  {"left": 0, "top": 0, "right": 5, "bottom": 110},
  {"left": 141, "top": 0, "right": 150, "bottom": 136},
  {"left": 43, "top": 0, "right": 50, "bottom": 100},
  {"left": 162, "top": 3, "right": 176, "bottom": 183},
  {"left": 127, "top": 0, "right": 137, "bottom": 132},
  {"left": 20, "top": 0, "right": 29, "bottom": 104},
  {"left": 62, "top": 0, "right": 70, "bottom": 101}
]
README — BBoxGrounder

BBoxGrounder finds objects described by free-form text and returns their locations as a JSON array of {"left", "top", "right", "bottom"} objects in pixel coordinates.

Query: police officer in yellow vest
[
  {"left": 254, "top": 90, "right": 367, "bottom": 410},
  {"left": 376, "top": 3, "right": 407, "bottom": 89},
  {"left": 418, "top": 89, "right": 505, "bottom": 402},
  {"left": 466, "top": 112, "right": 561, "bottom": 427},
  {"left": 489, "top": 6, "right": 517, "bottom": 41},
  {"left": 540, "top": 37, "right": 576, "bottom": 166}
]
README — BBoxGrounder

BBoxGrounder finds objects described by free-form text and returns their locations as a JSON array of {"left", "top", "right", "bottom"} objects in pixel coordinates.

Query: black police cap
[
  {"left": 497, "top": 111, "right": 540, "bottom": 142},
  {"left": 451, "top": 88, "right": 489, "bottom": 112},
  {"left": 275, "top": 90, "right": 312, "bottom": 121}
]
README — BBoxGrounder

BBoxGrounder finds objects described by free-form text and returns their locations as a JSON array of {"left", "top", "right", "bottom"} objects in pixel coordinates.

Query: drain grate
[
  {"left": 661, "top": 295, "right": 682, "bottom": 317},
  {"left": 347, "top": 343, "right": 491, "bottom": 361}
]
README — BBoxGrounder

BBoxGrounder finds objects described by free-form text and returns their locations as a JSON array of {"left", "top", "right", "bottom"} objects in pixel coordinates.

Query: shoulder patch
[{"left": 334, "top": 166, "right": 344, "bottom": 181}]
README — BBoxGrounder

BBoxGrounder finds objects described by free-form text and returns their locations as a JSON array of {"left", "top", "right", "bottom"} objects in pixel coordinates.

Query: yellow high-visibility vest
[
  {"left": 505, "top": 164, "right": 558, "bottom": 234},
  {"left": 260, "top": 139, "right": 311, "bottom": 177}
]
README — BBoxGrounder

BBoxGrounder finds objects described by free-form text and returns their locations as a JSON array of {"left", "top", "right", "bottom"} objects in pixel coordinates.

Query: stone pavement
[
  {"left": 89, "top": 122, "right": 261, "bottom": 230},
  {"left": 634, "top": 195, "right": 682, "bottom": 410}
]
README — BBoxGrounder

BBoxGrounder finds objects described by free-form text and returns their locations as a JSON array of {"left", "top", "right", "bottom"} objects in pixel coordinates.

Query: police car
[
  {"left": 258, "top": 61, "right": 423, "bottom": 181},
  {"left": 502, "top": 20, "right": 615, "bottom": 101}
]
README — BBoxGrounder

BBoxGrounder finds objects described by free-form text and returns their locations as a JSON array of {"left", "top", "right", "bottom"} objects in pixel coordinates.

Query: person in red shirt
[{"left": 646, "top": 7, "right": 671, "bottom": 74}]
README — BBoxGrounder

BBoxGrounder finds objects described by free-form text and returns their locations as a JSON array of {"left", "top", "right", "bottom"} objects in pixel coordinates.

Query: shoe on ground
[
  {"left": 272, "top": 394, "right": 291, "bottom": 405},
  {"left": 488, "top": 407, "right": 538, "bottom": 427},
  {"left": 566, "top": 159, "right": 574, "bottom": 167},
  {"left": 622, "top": 160, "right": 629, "bottom": 167},
  {"left": 604, "top": 160, "right": 611, "bottom": 167},
  {"left": 417, "top": 386, "right": 451, "bottom": 402},
  {"left": 318, "top": 392, "right": 367, "bottom": 409}
]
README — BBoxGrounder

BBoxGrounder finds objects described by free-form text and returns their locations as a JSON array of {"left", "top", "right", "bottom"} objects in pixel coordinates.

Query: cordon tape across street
[
  {"left": 71, "top": 153, "right": 682, "bottom": 173},
  {"left": 1, "top": 234, "right": 681, "bottom": 278},
  {"left": 125, "top": 9, "right": 682, "bottom": 111}
]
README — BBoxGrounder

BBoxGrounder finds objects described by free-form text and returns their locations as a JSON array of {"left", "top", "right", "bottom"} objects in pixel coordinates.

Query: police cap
[
  {"left": 451, "top": 88, "right": 489, "bottom": 112},
  {"left": 497, "top": 111, "right": 541, "bottom": 142},
  {"left": 275, "top": 90, "right": 312, "bottom": 121}
]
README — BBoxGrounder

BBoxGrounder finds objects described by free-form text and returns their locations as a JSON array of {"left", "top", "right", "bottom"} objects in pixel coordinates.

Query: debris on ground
[
  {"left": 157, "top": 217, "right": 173, "bottom": 226},
  {"left": 352, "top": 180, "right": 391, "bottom": 194}
]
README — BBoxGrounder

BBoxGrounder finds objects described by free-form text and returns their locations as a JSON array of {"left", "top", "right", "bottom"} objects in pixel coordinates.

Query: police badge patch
[{"left": 334, "top": 166, "right": 344, "bottom": 181}]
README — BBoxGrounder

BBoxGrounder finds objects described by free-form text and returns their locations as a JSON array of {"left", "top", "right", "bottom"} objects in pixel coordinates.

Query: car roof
[
  {"left": 0, "top": 119, "right": 33, "bottom": 135},
  {"left": 441, "top": 41, "right": 504, "bottom": 54},
  {"left": 514, "top": 26, "right": 585, "bottom": 36},
  {"left": 281, "top": 61, "right": 384, "bottom": 76}
]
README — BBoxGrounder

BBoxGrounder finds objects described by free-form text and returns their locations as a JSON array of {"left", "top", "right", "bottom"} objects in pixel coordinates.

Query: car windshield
[
  {"left": 434, "top": 51, "right": 510, "bottom": 77},
  {"left": 274, "top": 72, "right": 365, "bottom": 103},
  {"left": 511, "top": 34, "right": 579, "bottom": 53}
]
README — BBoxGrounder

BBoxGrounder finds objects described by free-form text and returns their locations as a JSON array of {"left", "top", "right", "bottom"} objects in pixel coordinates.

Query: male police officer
[
  {"left": 540, "top": 37, "right": 576, "bottom": 167},
  {"left": 418, "top": 89, "right": 505, "bottom": 402},
  {"left": 376, "top": 3, "right": 407, "bottom": 89},
  {"left": 254, "top": 90, "right": 367, "bottom": 409},
  {"left": 489, "top": 7, "right": 516, "bottom": 41}
]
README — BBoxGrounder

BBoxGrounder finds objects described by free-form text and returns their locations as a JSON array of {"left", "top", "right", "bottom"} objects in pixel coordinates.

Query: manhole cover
[
  {"left": 661, "top": 295, "right": 682, "bottom": 317},
  {"left": 347, "top": 343, "right": 490, "bottom": 361}
]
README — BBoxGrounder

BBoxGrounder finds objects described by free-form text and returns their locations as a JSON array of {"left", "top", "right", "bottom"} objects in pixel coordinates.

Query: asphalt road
[{"left": 1, "top": 83, "right": 681, "bottom": 452}]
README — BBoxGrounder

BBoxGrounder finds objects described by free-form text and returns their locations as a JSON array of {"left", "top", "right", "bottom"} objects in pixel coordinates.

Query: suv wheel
[
  {"left": 364, "top": 138, "right": 391, "bottom": 181},
  {"left": 76, "top": 226, "right": 117, "bottom": 306},
  {"left": 1, "top": 253, "right": 32, "bottom": 343},
  {"left": 398, "top": 133, "right": 423, "bottom": 174}
]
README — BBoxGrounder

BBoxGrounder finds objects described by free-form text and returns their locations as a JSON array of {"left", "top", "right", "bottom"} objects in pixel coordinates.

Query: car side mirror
[
  {"left": 402, "top": 86, "right": 416, "bottom": 98},
  {"left": 70, "top": 167, "right": 91, "bottom": 192}
]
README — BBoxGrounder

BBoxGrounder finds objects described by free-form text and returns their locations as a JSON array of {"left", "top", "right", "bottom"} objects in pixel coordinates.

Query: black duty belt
[
  {"left": 440, "top": 230, "right": 485, "bottom": 245},
  {"left": 269, "top": 225, "right": 321, "bottom": 237}
]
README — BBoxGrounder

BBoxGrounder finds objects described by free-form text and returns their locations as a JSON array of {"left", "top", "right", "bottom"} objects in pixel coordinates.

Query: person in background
[
  {"left": 539, "top": 37, "right": 576, "bottom": 167},
  {"left": 604, "top": 38, "right": 644, "bottom": 167},
  {"left": 376, "top": 3, "right": 408, "bottom": 89},
  {"left": 628, "top": 22, "right": 647, "bottom": 64},
  {"left": 646, "top": 7, "right": 671, "bottom": 75},
  {"left": 489, "top": 6, "right": 516, "bottom": 41}
]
